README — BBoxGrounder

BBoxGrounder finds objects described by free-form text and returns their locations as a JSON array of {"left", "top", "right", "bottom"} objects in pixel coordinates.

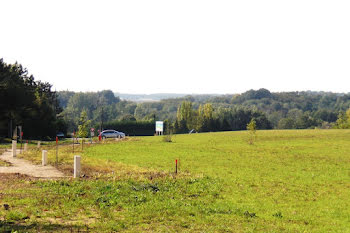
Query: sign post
[{"left": 155, "top": 121, "right": 164, "bottom": 136}]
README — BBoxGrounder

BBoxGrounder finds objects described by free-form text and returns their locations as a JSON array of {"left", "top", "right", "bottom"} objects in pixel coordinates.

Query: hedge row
[{"left": 99, "top": 121, "right": 155, "bottom": 136}]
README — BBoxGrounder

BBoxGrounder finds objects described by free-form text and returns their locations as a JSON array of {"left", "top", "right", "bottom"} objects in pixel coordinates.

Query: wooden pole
[{"left": 175, "top": 159, "right": 178, "bottom": 174}]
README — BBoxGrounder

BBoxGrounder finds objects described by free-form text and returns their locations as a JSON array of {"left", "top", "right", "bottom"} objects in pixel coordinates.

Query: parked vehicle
[{"left": 100, "top": 130, "right": 125, "bottom": 139}]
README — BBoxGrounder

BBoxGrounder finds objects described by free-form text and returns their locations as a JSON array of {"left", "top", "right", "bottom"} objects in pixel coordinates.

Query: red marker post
[
  {"left": 97, "top": 129, "right": 101, "bottom": 142},
  {"left": 175, "top": 159, "right": 178, "bottom": 174}
]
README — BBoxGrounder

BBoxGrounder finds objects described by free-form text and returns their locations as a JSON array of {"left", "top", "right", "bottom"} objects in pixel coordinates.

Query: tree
[
  {"left": 197, "top": 103, "right": 214, "bottom": 132},
  {"left": 0, "top": 59, "right": 62, "bottom": 139},
  {"left": 334, "top": 109, "right": 350, "bottom": 129},
  {"left": 176, "top": 101, "right": 195, "bottom": 131},
  {"left": 78, "top": 110, "right": 91, "bottom": 138},
  {"left": 278, "top": 118, "right": 295, "bottom": 129},
  {"left": 120, "top": 114, "right": 137, "bottom": 122},
  {"left": 247, "top": 118, "right": 257, "bottom": 145}
]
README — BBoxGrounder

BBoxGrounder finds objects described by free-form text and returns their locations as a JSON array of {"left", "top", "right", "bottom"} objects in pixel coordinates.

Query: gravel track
[{"left": 0, "top": 149, "right": 66, "bottom": 179}]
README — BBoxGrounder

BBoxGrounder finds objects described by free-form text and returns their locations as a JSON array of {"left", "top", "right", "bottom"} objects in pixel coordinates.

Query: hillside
[{"left": 2, "top": 130, "right": 350, "bottom": 232}]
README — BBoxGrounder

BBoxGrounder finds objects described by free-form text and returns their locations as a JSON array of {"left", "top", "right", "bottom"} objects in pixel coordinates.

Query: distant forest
[
  {"left": 57, "top": 88, "right": 350, "bottom": 135},
  {"left": 2, "top": 59, "right": 350, "bottom": 139}
]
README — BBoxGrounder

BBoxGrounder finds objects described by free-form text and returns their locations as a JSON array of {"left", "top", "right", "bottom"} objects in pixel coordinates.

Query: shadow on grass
[{"left": 0, "top": 220, "right": 91, "bottom": 232}]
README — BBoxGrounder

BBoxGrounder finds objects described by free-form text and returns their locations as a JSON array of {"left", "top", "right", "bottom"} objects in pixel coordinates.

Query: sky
[{"left": 1, "top": 0, "right": 350, "bottom": 94}]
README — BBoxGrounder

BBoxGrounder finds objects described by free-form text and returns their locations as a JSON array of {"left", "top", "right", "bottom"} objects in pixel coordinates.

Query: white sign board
[{"left": 155, "top": 121, "right": 164, "bottom": 132}]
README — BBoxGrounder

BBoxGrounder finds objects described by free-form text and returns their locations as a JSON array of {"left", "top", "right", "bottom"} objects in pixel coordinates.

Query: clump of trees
[
  {"left": 172, "top": 101, "right": 272, "bottom": 134},
  {"left": 58, "top": 90, "right": 137, "bottom": 132},
  {"left": 334, "top": 109, "right": 350, "bottom": 129},
  {"left": 0, "top": 59, "right": 65, "bottom": 139}
]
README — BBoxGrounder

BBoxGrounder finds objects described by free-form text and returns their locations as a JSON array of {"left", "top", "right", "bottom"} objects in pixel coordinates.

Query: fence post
[
  {"left": 12, "top": 140, "right": 17, "bottom": 157},
  {"left": 42, "top": 150, "right": 48, "bottom": 166},
  {"left": 74, "top": 155, "right": 81, "bottom": 178}
]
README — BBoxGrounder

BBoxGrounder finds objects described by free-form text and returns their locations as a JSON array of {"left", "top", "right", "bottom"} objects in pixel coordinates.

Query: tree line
[
  {"left": 58, "top": 88, "right": 350, "bottom": 134},
  {"left": 171, "top": 101, "right": 271, "bottom": 134},
  {"left": 0, "top": 59, "right": 64, "bottom": 140},
  {"left": 3, "top": 59, "right": 350, "bottom": 140}
]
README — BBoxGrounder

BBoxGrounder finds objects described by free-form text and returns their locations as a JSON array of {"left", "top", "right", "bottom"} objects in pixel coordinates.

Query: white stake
[
  {"left": 12, "top": 140, "right": 17, "bottom": 157},
  {"left": 42, "top": 150, "right": 48, "bottom": 166},
  {"left": 74, "top": 155, "right": 81, "bottom": 178}
]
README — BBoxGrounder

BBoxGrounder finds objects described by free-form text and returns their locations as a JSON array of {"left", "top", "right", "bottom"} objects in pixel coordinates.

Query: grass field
[{"left": 1, "top": 130, "right": 350, "bottom": 232}]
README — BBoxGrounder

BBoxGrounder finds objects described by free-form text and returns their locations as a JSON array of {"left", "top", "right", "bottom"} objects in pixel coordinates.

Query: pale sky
[{"left": 1, "top": 0, "right": 350, "bottom": 94}]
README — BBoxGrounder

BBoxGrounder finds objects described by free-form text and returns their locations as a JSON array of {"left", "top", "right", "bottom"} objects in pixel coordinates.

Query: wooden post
[
  {"left": 12, "top": 140, "right": 17, "bottom": 157},
  {"left": 42, "top": 150, "right": 47, "bottom": 166},
  {"left": 175, "top": 159, "right": 178, "bottom": 174},
  {"left": 37, "top": 141, "right": 41, "bottom": 148},
  {"left": 74, "top": 155, "right": 81, "bottom": 178}
]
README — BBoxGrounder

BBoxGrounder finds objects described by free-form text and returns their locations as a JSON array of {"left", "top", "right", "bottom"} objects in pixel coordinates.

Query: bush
[{"left": 100, "top": 120, "right": 155, "bottom": 136}]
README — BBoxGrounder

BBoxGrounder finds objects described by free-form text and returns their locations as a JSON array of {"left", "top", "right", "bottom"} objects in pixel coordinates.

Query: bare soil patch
[{"left": 0, "top": 150, "right": 66, "bottom": 179}]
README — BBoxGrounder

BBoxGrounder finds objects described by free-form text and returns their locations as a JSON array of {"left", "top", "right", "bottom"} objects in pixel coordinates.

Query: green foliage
[
  {"left": 2, "top": 130, "right": 350, "bottom": 232},
  {"left": 246, "top": 118, "right": 257, "bottom": 144},
  {"left": 5, "top": 211, "right": 28, "bottom": 221},
  {"left": 0, "top": 59, "right": 63, "bottom": 139},
  {"left": 60, "top": 90, "right": 121, "bottom": 132},
  {"left": 57, "top": 88, "right": 350, "bottom": 132},
  {"left": 197, "top": 103, "right": 215, "bottom": 132},
  {"left": 334, "top": 109, "right": 350, "bottom": 129},
  {"left": 120, "top": 114, "right": 136, "bottom": 122},
  {"left": 162, "top": 134, "right": 172, "bottom": 142},
  {"left": 247, "top": 118, "right": 257, "bottom": 132},
  {"left": 162, "top": 120, "right": 173, "bottom": 142},
  {"left": 173, "top": 102, "right": 271, "bottom": 134},
  {"left": 77, "top": 110, "right": 91, "bottom": 138},
  {"left": 102, "top": 120, "right": 155, "bottom": 136},
  {"left": 176, "top": 101, "right": 195, "bottom": 130}
]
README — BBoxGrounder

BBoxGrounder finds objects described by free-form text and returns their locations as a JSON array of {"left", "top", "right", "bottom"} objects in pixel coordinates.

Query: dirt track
[{"left": 0, "top": 149, "right": 66, "bottom": 179}]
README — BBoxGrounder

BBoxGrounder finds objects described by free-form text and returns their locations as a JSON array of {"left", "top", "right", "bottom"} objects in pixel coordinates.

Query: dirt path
[{"left": 0, "top": 149, "right": 66, "bottom": 179}]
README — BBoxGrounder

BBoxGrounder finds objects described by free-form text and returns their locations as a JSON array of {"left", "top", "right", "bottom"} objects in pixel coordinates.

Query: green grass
[
  {"left": 1, "top": 130, "right": 350, "bottom": 232},
  {"left": 0, "top": 159, "right": 11, "bottom": 166}
]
